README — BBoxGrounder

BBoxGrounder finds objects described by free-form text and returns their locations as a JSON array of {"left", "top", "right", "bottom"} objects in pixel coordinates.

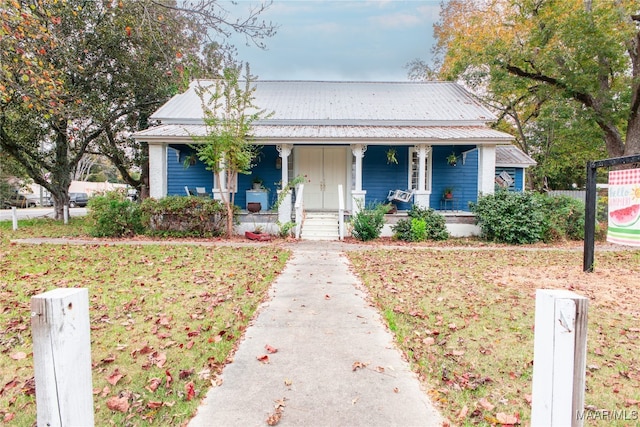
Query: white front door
[{"left": 296, "top": 147, "right": 347, "bottom": 210}]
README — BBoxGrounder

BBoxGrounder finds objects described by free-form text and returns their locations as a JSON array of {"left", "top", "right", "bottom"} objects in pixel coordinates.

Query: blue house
[{"left": 135, "top": 81, "right": 534, "bottom": 238}]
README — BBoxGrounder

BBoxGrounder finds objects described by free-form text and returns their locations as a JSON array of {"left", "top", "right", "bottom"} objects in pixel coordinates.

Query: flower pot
[
  {"left": 252, "top": 183, "right": 262, "bottom": 190},
  {"left": 245, "top": 231, "right": 272, "bottom": 241},
  {"left": 247, "top": 202, "right": 262, "bottom": 213},
  {"left": 445, "top": 193, "right": 453, "bottom": 199}
]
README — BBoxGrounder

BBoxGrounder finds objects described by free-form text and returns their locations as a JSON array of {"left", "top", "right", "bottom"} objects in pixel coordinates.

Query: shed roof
[
  {"left": 151, "top": 80, "right": 498, "bottom": 126},
  {"left": 496, "top": 145, "right": 537, "bottom": 167}
]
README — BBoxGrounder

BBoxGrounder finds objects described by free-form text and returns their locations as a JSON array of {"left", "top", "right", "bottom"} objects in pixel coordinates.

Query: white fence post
[
  {"left": 63, "top": 205, "right": 69, "bottom": 224},
  {"left": 11, "top": 207, "right": 18, "bottom": 230},
  {"left": 531, "top": 289, "right": 588, "bottom": 427},
  {"left": 31, "top": 288, "right": 94, "bottom": 426},
  {"left": 338, "top": 184, "right": 344, "bottom": 241}
]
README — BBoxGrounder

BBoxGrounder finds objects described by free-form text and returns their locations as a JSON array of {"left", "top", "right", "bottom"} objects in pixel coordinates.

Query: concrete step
[{"left": 301, "top": 213, "right": 339, "bottom": 240}]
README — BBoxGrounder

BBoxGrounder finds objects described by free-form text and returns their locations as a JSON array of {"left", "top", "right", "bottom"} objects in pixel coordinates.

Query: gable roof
[{"left": 137, "top": 80, "right": 513, "bottom": 144}]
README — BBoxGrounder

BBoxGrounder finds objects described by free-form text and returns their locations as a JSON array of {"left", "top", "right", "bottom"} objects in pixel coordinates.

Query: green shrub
[
  {"left": 351, "top": 202, "right": 387, "bottom": 241},
  {"left": 537, "top": 194, "right": 585, "bottom": 241},
  {"left": 470, "top": 190, "right": 546, "bottom": 244},
  {"left": 87, "top": 190, "right": 143, "bottom": 237},
  {"left": 140, "top": 196, "right": 229, "bottom": 237},
  {"left": 277, "top": 221, "right": 296, "bottom": 238},
  {"left": 392, "top": 205, "right": 449, "bottom": 242},
  {"left": 410, "top": 218, "right": 427, "bottom": 242}
]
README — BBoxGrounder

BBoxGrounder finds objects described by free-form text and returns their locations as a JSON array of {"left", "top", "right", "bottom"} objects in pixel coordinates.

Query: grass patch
[
  {"left": 348, "top": 248, "right": 640, "bottom": 426},
  {"left": 0, "top": 219, "right": 289, "bottom": 425}
]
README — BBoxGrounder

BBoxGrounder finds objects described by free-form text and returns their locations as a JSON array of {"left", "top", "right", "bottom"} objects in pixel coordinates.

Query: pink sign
[{"left": 607, "top": 169, "right": 640, "bottom": 246}]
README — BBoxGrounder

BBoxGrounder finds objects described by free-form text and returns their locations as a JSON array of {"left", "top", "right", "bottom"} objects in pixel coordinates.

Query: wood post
[
  {"left": 63, "top": 205, "right": 69, "bottom": 224},
  {"left": 31, "top": 288, "right": 94, "bottom": 426},
  {"left": 531, "top": 289, "right": 588, "bottom": 427}
]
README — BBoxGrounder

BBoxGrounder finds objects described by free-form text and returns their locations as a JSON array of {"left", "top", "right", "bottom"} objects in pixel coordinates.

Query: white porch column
[
  {"left": 478, "top": 145, "right": 497, "bottom": 196},
  {"left": 351, "top": 144, "right": 367, "bottom": 214},
  {"left": 414, "top": 144, "right": 431, "bottom": 208},
  {"left": 148, "top": 143, "right": 167, "bottom": 199},
  {"left": 276, "top": 144, "right": 293, "bottom": 223},
  {"left": 212, "top": 160, "right": 227, "bottom": 201}
]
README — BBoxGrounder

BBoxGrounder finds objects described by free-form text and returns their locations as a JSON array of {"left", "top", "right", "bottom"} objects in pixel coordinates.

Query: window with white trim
[{"left": 408, "top": 147, "right": 431, "bottom": 191}]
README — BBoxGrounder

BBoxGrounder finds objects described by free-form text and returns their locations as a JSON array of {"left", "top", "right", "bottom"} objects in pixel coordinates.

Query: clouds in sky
[{"left": 224, "top": 0, "right": 440, "bottom": 81}]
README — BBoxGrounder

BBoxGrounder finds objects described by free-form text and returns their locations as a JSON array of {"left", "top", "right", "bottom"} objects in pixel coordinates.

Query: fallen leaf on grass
[
  {"left": 2, "top": 377, "right": 19, "bottom": 394},
  {"left": 106, "top": 369, "right": 124, "bottom": 386},
  {"left": 165, "top": 370, "right": 173, "bottom": 387},
  {"left": 106, "top": 395, "right": 130, "bottom": 413},
  {"left": 3, "top": 413, "right": 15, "bottom": 422},
  {"left": 265, "top": 344, "right": 278, "bottom": 354},
  {"left": 185, "top": 381, "right": 195, "bottom": 401},
  {"left": 457, "top": 405, "right": 468, "bottom": 419},
  {"left": 478, "top": 397, "right": 495, "bottom": 411},
  {"left": 10, "top": 352, "right": 26, "bottom": 360},
  {"left": 496, "top": 412, "right": 520, "bottom": 425},
  {"left": 147, "top": 400, "right": 163, "bottom": 409},
  {"left": 146, "top": 378, "right": 161, "bottom": 392},
  {"left": 179, "top": 368, "right": 194, "bottom": 380}
]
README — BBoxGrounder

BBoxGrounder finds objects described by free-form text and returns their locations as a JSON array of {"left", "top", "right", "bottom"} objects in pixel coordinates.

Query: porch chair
[
  {"left": 195, "top": 187, "right": 208, "bottom": 197},
  {"left": 387, "top": 189, "right": 415, "bottom": 203},
  {"left": 184, "top": 186, "right": 192, "bottom": 196}
]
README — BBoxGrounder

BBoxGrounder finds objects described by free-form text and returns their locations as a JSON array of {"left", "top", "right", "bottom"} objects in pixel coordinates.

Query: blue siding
[
  {"left": 430, "top": 146, "right": 478, "bottom": 211},
  {"left": 362, "top": 146, "right": 412, "bottom": 209},
  {"left": 515, "top": 168, "right": 524, "bottom": 191},
  {"left": 167, "top": 147, "right": 213, "bottom": 196},
  {"left": 167, "top": 145, "right": 280, "bottom": 210}
]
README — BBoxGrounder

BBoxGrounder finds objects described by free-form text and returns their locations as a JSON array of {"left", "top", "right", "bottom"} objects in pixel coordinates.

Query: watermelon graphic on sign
[
  {"left": 607, "top": 169, "right": 640, "bottom": 247},
  {"left": 609, "top": 204, "right": 640, "bottom": 227}
]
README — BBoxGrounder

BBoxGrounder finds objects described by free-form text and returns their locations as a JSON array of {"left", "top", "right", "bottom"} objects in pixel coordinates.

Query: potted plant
[
  {"left": 446, "top": 152, "right": 458, "bottom": 166},
  {"left": 443, "top": 187, "right": 454, "bottom": 199},
  {"left": 252, "top": 176, "right": 264, "bottom": 190}
]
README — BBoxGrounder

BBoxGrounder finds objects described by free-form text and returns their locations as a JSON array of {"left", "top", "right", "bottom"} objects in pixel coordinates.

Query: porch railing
[
  {"left": 294, "top": 184, "right": 304, "bottom": 239},
  {"left": 338, "top": 184, "right": 345, "bottom": 241}
]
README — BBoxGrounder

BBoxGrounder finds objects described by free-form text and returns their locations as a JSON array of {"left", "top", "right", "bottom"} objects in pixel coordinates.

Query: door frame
[{"left": 294, "top": 146, "right": 351, "bottom": 211}]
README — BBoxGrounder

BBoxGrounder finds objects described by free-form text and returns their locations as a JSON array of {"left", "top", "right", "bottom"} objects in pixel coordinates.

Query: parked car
[
  {"left": 26, "top": 195, "right": 53, "bottom": 207},
  {"left": 2, "top": 192, "right": 37, "bottom": 208},
  {"left": 69, "top": 192, "right": 89, "bottom": 207}
]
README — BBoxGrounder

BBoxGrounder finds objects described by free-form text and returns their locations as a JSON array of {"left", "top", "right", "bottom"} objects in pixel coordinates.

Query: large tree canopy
[
  {"left": 434, "top": 0, "right": 640, "bottom": 161},
  {"left": 0, "top": 0, "right": 275, "bottom": 218}
]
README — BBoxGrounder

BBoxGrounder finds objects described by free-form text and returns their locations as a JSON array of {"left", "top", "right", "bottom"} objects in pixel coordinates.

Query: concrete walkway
[{"left": 188, "top": 241, "right": 443, "bottom": 426}]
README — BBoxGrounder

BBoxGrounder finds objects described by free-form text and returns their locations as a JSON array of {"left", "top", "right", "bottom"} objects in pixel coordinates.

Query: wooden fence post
[
  {"left": 31, "top": 288, "right": 94, "bottom": 426},
  {"left": 531, "top": 289, "right": 588, "bottom": 427}
]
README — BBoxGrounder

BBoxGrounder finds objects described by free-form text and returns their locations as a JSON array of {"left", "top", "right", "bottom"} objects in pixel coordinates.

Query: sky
[{"left": 223, "top": 0, "right": 441, "bottom": 81}]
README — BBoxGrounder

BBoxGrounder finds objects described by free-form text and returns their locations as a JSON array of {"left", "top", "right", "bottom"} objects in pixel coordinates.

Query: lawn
[
  {"left": 348, "top": 248, "right": 640, "bottom": 426},
  {"left": 0, "top": 218, "right": 290, "bottom": 425},
  {"left": 3, "top": 218, "right": 639, "bottom": 426}
]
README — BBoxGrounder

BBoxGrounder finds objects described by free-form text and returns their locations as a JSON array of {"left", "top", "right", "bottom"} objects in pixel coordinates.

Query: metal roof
[
  {"left": 150, "top": 80, "right": 498, "bottom": 125},
  {"left": 135, "top": 124, "right": 513, "bottom": 144},
  {"left": 496, "top": 145, "right": 537, "bottom": 167}
]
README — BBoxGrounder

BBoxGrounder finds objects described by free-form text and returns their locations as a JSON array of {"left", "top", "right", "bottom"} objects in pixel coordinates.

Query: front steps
[{"left": 300, "top": 212, "right": 340, "bottom": 241}]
